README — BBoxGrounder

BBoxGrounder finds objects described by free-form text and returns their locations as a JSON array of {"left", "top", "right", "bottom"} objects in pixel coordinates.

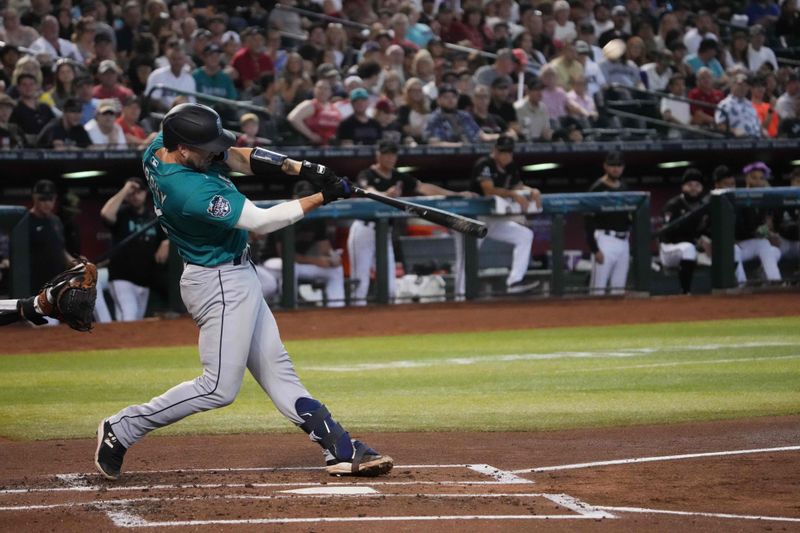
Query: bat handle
[{"left": 351, "top": 185, "right": 368, "bottom": 198}]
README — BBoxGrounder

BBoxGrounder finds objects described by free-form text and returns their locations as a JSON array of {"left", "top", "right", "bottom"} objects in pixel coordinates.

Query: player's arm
[
  {"left": 416, "top": 181, "right": 474, "bottom": 197},
  {"left": 480, "top": 180, "right": 529, "bottom": 210},
  {"left": 223, "top": 147, "right": 336, "bottom": 185},
  {"left": 100, "top": 180, "right": 139, "bottom": 224}
]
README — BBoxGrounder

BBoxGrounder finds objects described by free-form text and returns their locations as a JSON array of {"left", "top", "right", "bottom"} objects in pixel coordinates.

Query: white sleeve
[{"left": 235, "top": 198, "right": 305, "bottom": 235}]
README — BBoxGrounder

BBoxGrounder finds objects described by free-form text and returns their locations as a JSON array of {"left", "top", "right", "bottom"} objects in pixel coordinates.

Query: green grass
[{"left": 1, "top": 316, "right": 799, "bottom": 440}]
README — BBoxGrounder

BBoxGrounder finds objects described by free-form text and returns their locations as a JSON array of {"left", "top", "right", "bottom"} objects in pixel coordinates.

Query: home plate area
[{"left": 0, "top": 464, "right": 615, "bottom": 528}]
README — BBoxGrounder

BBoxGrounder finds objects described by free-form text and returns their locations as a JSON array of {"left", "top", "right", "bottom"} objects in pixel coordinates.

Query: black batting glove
[
  {"left": 299, "top": 160, "right": 335, "bottom": 186},
  {"left": 321, "top": 177, "right": 353, "bottom": 205}
]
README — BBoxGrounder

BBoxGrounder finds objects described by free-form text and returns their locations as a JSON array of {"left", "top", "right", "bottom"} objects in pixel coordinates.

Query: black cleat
[
  {"left": 94, "top": 419, "right": 127, "bottom": 480},
  {"left": 507, "top": 280, "right": 541, "bottom": 294},
  {"left": 325, "top": 440, "right": 393, "bottom": 477}
]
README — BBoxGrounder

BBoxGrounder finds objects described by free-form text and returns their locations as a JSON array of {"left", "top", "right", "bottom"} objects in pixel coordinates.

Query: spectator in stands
[
  {"left": 488, "top": 76, "right": 517, "bottom": 128},
  {"left": 685, "top": 38, "right": 725, "bottom": 80},
  {"left": 641, "top": 50, "right": 674, "bottom": 92},
  {"left": 776, "top": 168, "right": 800, "bottom": 262},
  {"left": 327, "top": 22, "right": 358, "bottom": 72},
  {"left": 74, "top": 76, "right": 98, "bottom": 126},
  {"left": 287, "top": 79, "right": 342, "bottom": 146},
  {"left": 776, "top": 71, "right": 799, "bottom": 120},
  {"left": 250, "top": 74, "right": 282, "bottom": 134},
  {"left": 515, "top": 78, "right": 552, "bottom": 141},
  {"left": 574, "top": 40, "right": 606, "bottom": 98},
  {"left": 722, "top": 30, "right": 749, "bottom": 73},
  {"left": 660, "top": 74, "right": 691, "bottom": 138},
  {"left": 0, "top": 94, "right": 26, "bottom": 149},
  {"left": 411, "top": 49, "right": 437, "bottom": 100},
  {"left": 397, "top": 77, "right": 430, "bottom": 145},
  {"left": 380, "top": 70, "right": 405, "bottom": 108},
  {"left": 189, "top": 28, "right": 212, "bottom": 69},
  {"left": 625, "top": 36, "right": 647, "bottom": 68},
  {"left": 470, "top": 84, "right": 517, "bottom": 138},
  {"left": 599, "top": 6, "right": 631, "bottom": 48},
  {"left": 117, "top": 95, "right": 156, "bottom": 148},
  {"left": 100, "top": 177, "right": 169, "bottom": 321},
  {"left": 688, "top": 67, "right": 723, "bottom": 128},
  {"left": 73, "top": 16, "right": 97, "bottom": 64},
  {"left": 91, "top": 32, "right": 117, "bottom": 70},
  {"left": 776, "top": 0, "right": 800, "bottom": 47},
  {"left": 425, "top": 84, "right": 499, "bottom": 146},
  {"left": 600, "top": 39, "right": 643, "bottom": 90},
  {"left": 551, "top": 0, "right": 577, "bottom": 44},
  {"left": 116, "top": 0, "right": 143, "bottom": 60},
  {"left": 567, "top": 74, "right": 599, "bottom": 127},
  {"left": 548, "top": 41, "right": 584, "bottom": 90},
  {"left": 735, "top": 161, "right": 782, "bottom": 284},
  {"left": 40, "top": 58, "right": 77, "bottom": 113},
  {"left": 683, "top": 11, "right": 716, "bottom": 55},
  {"left": 747, "top": 24, "right": 778, "bottom": 73},
  {"left": 540, "top": 65, "right": 581, "bottom": 123},
  {"left": 145, "top": 46, "right": 196, "bottom": 112},
  {"left": 231, "top": 27, "right": 274, "bottom": 95},
  {"left": 450, "top": 7, "right": 491, "bottom": 50},
  {"left": 1, "top": 8, "right": 39, "bottom": 48},
  {"left": 30, "top": 15, "right": 82, "bottom": 62},
  {"left": 337, "top": 88, "right": 382, "bottom": 146},
  {"left": 193, "top": 43, "right": 237, "bottom": 101},
  {"left": 374, "top": 96, "right": 401, "bottom": 142},
  {"left": 750, "top": 76, "right": 779, "bottom": 138},
  {"left": 36, "top": 97, "right": 91, "bottom": 149},
  {"left": 474, "top": 48, "right": 516, "bottom": 89},
  {"left": 85, "top": 99, "right": 126, "bottom": 149},
  {"left": 93, "top": 60, "right": 134, "bottom": 104},
  {"left": 9, "top": 73, "right": 55, "bottom": 145},
  {"left": 275, "top": 52, "right": 312, "bottom": 117},
  {"left": 0, "top": 44, "right": 21, "bottom": 89},
  {"left": 234, "top": 113, "right": 263, "bottom": 148},
  {"left": 24, "top": 179, "right": 71, "bottom": 297},
  {"left": 745, "top": 0, "right": 780, "bottom": 26},
  {"left": 716, "top": 73, "right": 764, "bottom": 138}
]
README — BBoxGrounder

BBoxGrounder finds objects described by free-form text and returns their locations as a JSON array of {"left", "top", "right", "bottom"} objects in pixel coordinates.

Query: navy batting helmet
[{"left": 161, "top": 103, "right": 236, "bottom": 152}]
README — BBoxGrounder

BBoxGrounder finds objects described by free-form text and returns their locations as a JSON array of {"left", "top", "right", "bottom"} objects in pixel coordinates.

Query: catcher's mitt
[{"left": 36, "top": 260, "right": 98, "bottom": 332}]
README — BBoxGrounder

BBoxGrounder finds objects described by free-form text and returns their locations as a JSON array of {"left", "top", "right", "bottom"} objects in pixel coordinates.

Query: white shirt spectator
[
  {"left": 593, "top": 20, "right": 614, "bottom": 38},
  {"left": 85, "top": 119, "right": 127, "bottom": 149},
  {"left": 553, "top": 21, "right": 577, "bottom": 44},
  {"left": 775, "top": 92, "right": 797, "bottom": 120},
  {"left": 660, "top": 97, "right": 691, "bottom": 125},
  {"left": 683, "top": 28, "right": 717, "bottom": 55},
  {"left": 514, "top": 98, "right": 551, "bottom": 141},
  {"left": 747, "top": 44, "right": 778, "bottom": 72},
  {"left": 641, "top": 63, "right": 673, "bottom": 92},
  {"left": 583, "top": 59, "right": 606, "bottom": 97},
  {"left": 145, "top": 66, "right": 197, "bottom": 109},
  {"left": 29, "top": 36, "right": 82, "bottom": 62}
]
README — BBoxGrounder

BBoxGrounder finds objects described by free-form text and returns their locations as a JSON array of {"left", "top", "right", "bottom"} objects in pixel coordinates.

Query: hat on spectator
[
  {"left": 350, "top": 87, "right": 370, "bottom": 101},
  {"left": 574, "top": 40, "right": 591, "bottom": 55},
  {"left": 605, "top": 150, "right": 625, "bottom": 166},
  {"left": 33, "top": 179, "right": 56, "bottom": 198},
  {"left": 192, "top": 28, "right": 212, "bottom": 40},
  {"left": 492, "top": 20, "right": 509, "bottom": 30},
  {"left": 0, "top": 93, "right": 16, "bottom": 107},
  {"left": 525, "top": 76, "right": 544, "bottom": 90},
  {"left": 362, "top": 41, "right": 381, "bottom": 53},
  {"left": 98, "top": 59, "right": 122, "bottom": 74},
  {"left": 578, "top": 22, "right": 594, "bottom": 35},
  {"left": 749, "top": 24, "right": 765, "bottom": 36},
  {"left": 316, "top": 63, "right": 340, "bottom": 80},
  {"left": 222, "top": 30, "right": 241, "bottom": 45},
  {"left": 495, "top": 134, "right": 515, "bottom": 152},
  {"left": 375, "top": 96, "right": 397, "bottom": 114},
  {"left": 203, "top": 43, "right": 222, "bottom": 55},
  {"left": 94, "top": 32, "right": 112, "bottom": 44},
  {"left": 97, "top": 99, "right": 118, "bottom": 114},
  {"left": 732, "top": 72, "right": 750, "bottom": 84},
  {"left": 377, "top": 139, "right": 399, "bottom": 153},
  {"left": 553, "top": 0, "right": 570, "bottom": 11},
  {"left": 62, "top": 98, "right": 82, "bottom": 113},
  {"left": 611, "top": 5, "right": 627, "bottom": 16},
  {"left": 496, "top": 48, "right": 514, "bottom": 61},
  {"left": 681, "top": 168, "right": 703, "bottom": 185},
  {"left": 491, "top": 76, "right": 511, "bottom": 88},
  {"left": 437, "top": 83, "right": 458, "bottom": 96},
  {"left": 0, "top": 43, "right": 20, "bottom": 55},
  {"left": 742, "top": 161, "right": 771, "bottom": 178},
  {"left": 712, "top": 165, "right": 732, "bottom": 183},
  {"left": 241, "top": 26, "right": 264, "bottom": 38},
  {"left": 730, "top": 14, "right": 749, "bottom": 28},
  {"left": 344, "top": 75, "right": 363, "bottom": 88},
  {"left": 511, "top": 48, "right": 528, "bottom": 67}
]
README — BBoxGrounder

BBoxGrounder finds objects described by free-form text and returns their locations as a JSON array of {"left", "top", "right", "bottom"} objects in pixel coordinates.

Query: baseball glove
[{"left": 36, "top": 260, "right": 98, "bottom": 332}]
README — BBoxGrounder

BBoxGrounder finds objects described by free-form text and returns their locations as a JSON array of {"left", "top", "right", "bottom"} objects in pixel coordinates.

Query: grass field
[{"left": 1, "top": 316, "right": 799, "bottom": 441}]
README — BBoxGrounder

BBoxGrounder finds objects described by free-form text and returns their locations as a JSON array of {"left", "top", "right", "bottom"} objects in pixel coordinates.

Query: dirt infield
[
  {"left": 1, "top": 293, "right": 799, "bottom": 531},
  {"left": 2, "top": 292, "right": 798, "bottom": 354}
]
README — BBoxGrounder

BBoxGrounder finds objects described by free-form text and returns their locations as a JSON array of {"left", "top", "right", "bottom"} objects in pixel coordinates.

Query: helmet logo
[{"left": 215, "top": 116, "right": 223, "bottom": 136}]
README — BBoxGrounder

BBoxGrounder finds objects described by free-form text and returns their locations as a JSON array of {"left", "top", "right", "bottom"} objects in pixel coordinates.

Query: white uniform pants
[
  {"left": 454, "top": 219, "right": 534, "bottom": 297},
  {"left": 659, "top": 242, "right": 697, "bottom": 268},
  {"left": 779, "top": 236, "right": 799, "bottom": 262},
  {"left": 262, "top": 259, "right": 345, "bottom": 308},
  {"left": 93, "top": 267, "right": 112, "bottom": 324},
  {"left": 347, "top": 220, "right": 396, "bottom": 306},
  {"left": 590, "top": 231, "right": 630, "bottom": 295},
  {"left": 735, "top": 238, "right": 782, "bottom": 283},
  {"left": 109, "top": 279, "right": 150, "bottom": 321}
]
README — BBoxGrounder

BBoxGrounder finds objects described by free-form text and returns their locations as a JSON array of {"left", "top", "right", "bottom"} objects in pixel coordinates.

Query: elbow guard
[{"left": 250, "top": 147, "right": 288, "bottom": 177}]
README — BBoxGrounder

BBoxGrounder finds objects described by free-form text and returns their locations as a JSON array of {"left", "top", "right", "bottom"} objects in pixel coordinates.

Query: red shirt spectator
[
  {"left": 687, "top": 68, "right": 723, "bottom": 123},
  {"left": 231, "top": 27, "right": 274, "bottom": 92},
  {"left": 93, "top": 59, "right": 134, "bottom": 103}
]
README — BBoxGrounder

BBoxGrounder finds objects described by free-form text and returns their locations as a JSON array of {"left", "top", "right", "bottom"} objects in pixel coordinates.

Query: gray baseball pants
[{"left": 107, "top": 261, "right": 312, "bottom": 448}]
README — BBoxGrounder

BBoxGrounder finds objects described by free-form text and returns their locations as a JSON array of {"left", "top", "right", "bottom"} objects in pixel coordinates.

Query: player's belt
[
  {"left": 186, "top": 246, "right": 251, "bottom": 268},
  {"left": 602, "top": 230, "right": 630, "bottom": 239}
]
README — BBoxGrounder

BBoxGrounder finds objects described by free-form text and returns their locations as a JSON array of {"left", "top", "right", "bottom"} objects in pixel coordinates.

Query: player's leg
[
  {"left": 608, "top": 238, "right": 630, "bottom": 295},
  {"left": 347, "top": 220, "right": 375, "bottom": 306},
  {"left": 109, "top": 279, "right": 140, "bottom": 321},
  {"left": 590, "top": 232, "right": 613, "bottom": 294},
  {"left": 296, "top": 263, "right": 346, "bottom": 307},
  {"left": 254, "top": 263, "right": 279, "bottom": 300},
  {"left": 485, "top": 220, "right": 533, "bottom": 288},
  {"left": 94, "top": 267, "right": 112, "bottom": 323},
  {"left": 387, "top": 229, "right": 397, "bottom": 301},
  {"left": 97, "top": 265, "right": 258, "bottom": 479},
  {"left": 755, "top": 239, "right": 782, "bottom": 281},
  {"left": 134, "top": 285, "right": 150, "bottom": 320},
  {"left": 0, "top": 299, "right": 22, "bottom": 326},
  {"left": 734, "top": 243, "right": 747, "bottom": 284},
  {"left": 664, "top": 242, "right": 697, "bottom": 294}
]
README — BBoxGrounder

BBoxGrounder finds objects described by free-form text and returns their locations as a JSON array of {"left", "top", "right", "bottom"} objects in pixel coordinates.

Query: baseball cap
[
  {"left": 612, "top": 5, "right": 628, "bottom": 16},
  {"left": 94, "top": 32, "right": 112, "bottom": 44},
  {"left": 350, "top": 87, "right": 370, "bottom": 101},
  {"left": 316, "top": 63, "right": 340, "bottom": 80},
  {"left": 33, "top": 179, "right": 56, "bottom": 198},
  {"left": 681, "top": 168, "right": 703, "bottom": 185},
  {"left": 377, "top": 139, "right": 399, "bottom": 153},
  {"left": 712, "top": 165, "right": 732, "bottom": 183},
  {"left": 375, "top": 96, "right": 397, "bottom": 114},
  {"left": 97, "top": 99, "right": 118, "bottom": 114},
  {"left": 605, "top": 151, "right": 625, "bottom": 166},
  {"left": 511, "top": 48, "right": 528, "bottom": 67},
  {"left": 0, "top": 93, "right": 16, "bottom": 107},
  {"left": 62, "top": 97, "right": 82, "bottom": 113},
  {"left": 491, "top": 76, "right": 511, "bottom": 89},
  {"left": 191, "top": 28, "right": 212, "bottom": 40},
  {"left": 742, "top": 161, "right": 771, "bottom": 178},
  {"left": 98, "top": 59, "right": 121, "bottom": 74},
  {"left": 203, "top": 43, "right": 222, "bottom": 55},
  {"left": 749, "top": 24, "right": 765, "bottom": 36},
  {"left": 221, "top": 30, "right": 241, "bottom": 45},
  {"left": 574, "top": 40, "right": 591, "bottom": 55},
  {"left": 495, "top": 134, "right": 515, "bottom": 152},
  {"left": 438, "top": 83, "right": 458, "bottom": 96},
  {"left": 553, "top": 0, "right": 570, "bottom": 11}
]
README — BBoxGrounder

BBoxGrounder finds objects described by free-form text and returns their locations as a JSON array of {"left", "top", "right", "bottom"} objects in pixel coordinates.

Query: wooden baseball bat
[{"left": 351, "top": 186, "right": 488, "bottom": 238}]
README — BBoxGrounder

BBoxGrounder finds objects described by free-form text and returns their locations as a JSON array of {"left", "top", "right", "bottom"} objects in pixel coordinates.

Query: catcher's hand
[{"left": 37, "top": 260, "right": 98, "bottom": 332}]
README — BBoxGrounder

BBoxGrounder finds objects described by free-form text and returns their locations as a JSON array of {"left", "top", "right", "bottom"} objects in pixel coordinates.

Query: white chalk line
[
  {"left": 596, "top": 505, "right": 800, "bottom": 523},
  {"left": 301, "top": 341, "right": 797, "bottom": 372},
  {"left": 512, "top": 445, "right": 800, "bottom": 474},
  {"left": 570, "top": 354, "right": 800, "bottom": 373}
]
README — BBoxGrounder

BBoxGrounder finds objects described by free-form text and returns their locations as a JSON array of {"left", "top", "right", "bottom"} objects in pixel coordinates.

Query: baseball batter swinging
[{"left": 94, "top": 103, "right": 393, "bottom": 480}]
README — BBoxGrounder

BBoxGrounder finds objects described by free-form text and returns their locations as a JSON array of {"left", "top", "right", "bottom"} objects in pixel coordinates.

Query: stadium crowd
[{"left": 0, "top": 0, "right": 799, "bottom": 150}]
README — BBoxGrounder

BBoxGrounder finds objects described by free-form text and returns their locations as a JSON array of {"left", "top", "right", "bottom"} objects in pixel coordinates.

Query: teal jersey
[
  {"left": 142, "top": 132, "right": 247, "bottom": 266},
  {"left": 192, "top": 68, "right": 238, "bottom": 100}
]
